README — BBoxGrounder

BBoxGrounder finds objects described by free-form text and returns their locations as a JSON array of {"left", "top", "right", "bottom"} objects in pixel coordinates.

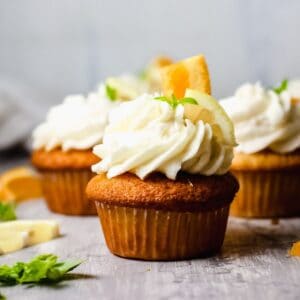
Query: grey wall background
[{"left": 0, "top": 0, "right": 300, "bottom": 111}]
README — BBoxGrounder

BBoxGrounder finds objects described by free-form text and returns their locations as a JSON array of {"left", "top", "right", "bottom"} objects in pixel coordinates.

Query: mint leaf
[
  {"left": 47, "top": 260, "right": 82, "bottom": 281},
  {"left": 0, "top": 203, "right": 16, "bottom": 221},
  {"left": 19, "top": 254, "right": 58, "bottom": 284},
  {"left": 154, "top": 96, "right": 173, "bottom": 106},
  {"left": 273, "top": 79, "right": 289, "bottom": 94},
  {"left": 0, "top": 254, "right": 83, "bottom": 285},
  {"left": 105, "top": 84, "right": 117, "bottom": 101},
  {"left": 0, "top": 292, "right": 6, "bottom": 300},
  {"left": 154, "top": 95, "right": 198, "bottom": 108},
  {"left": 181, "top": 97, "right": 198, "bottom": 105}
]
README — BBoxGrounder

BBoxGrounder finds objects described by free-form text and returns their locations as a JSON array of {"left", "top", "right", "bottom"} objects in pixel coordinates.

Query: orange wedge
[
  {"left": 160, "top": 54, "right": 211, "bottom": 98},
  {"left": 289, "top": 241, "right": 300, "bottom": 257},
  {"left": 0, "top": 167, "right": 43, "bottom": 203}
]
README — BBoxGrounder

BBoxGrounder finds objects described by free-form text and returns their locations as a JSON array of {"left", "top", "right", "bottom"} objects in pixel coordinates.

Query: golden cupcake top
[{"left": 92, "top": 55, "right": 236, "bottom": 180}]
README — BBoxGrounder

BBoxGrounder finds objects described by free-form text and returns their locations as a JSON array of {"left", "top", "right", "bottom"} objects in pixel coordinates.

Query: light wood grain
[{"left": 0, "top": 200, "right": 299, "bottom": 300}]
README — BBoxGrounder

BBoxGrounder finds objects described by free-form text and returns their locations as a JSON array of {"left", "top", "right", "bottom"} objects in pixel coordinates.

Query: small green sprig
[
  {"left": 0, "top": 254, "right": 82, "bottom": 285},
  {"left": 273, "top": 79, "right": 289, "bottom": 94},
  {"left": 0, "top": 203, "right": 16, "bottom": 221},
  {"left": 105, "top": 84, "right": 117, "bottom": 101},
  {"left": 154, "top": 94, "right": 198, "bottom": 108}
]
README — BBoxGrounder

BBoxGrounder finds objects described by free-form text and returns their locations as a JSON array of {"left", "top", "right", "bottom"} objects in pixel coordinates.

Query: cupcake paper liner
[
  {"left": 96, "top": 202, "right": 230, "bottom": 260},
  {"left": 231, "top": 170, "right": 300, "bottom": 218},
  {"left": 40, "top": 169, "right": 96, "bottom": 215}
]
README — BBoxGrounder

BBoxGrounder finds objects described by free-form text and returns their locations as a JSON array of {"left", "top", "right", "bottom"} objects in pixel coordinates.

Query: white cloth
[{"left": 0, "top": 78, "right": 44, "bottom": 150}]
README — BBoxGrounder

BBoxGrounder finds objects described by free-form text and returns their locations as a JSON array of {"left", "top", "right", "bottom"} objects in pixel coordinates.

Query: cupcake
[
  {"left": 221, "top": 81, "right": 300, "bottom": 218},
  {"left": 31, "top": 82, "right": 124, "bottom": 215},
  {"left": 86, "top": 55, "right": 239, "bottom": 260}
]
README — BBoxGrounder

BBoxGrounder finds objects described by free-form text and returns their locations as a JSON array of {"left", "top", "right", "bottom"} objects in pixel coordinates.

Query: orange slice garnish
[{"left": 160, "top": 54, "right": 211, "bottom": 98}]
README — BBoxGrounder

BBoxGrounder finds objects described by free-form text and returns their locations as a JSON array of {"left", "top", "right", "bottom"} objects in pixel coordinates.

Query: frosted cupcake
[
  {"left": 31, "top": 90, "right": 118, "bottom": 215},
  {"left": 221, "top": 82, "right": 300, "bottom": 218},
  {"left": 31, "top": 74, "right": 146, "bottom": 215},
  {"left": 86, "top": 86, "right": 239, "bottom": 260}
]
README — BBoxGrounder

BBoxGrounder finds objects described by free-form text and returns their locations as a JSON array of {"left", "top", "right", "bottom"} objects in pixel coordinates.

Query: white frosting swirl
[
  {"left": 287, "top": 79, "right": 300, "bottom": 100},
  {"left": 220, "top": 83, "right": 300, "bottom": 154},
  {"left": 33, "top": 92, "right": 118, "bottom": 151},
  {"left": 92, "top": 94, "right": 233, "bottom": 180}
]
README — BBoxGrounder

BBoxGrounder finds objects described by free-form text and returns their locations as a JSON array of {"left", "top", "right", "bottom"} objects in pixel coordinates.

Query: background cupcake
[
  {"left": 87, "top": 55, "right": 239, "bottom": 260},
  {"left": 31, "top": 90, "right": 118, "bottom": 215},
  {"left": 221, "top": 81, "right": 300, "bottom": 218},
  {"left": 101, "top": 56, "right": 173, "bottom": 99},
  {"left": 31, "top": 56, "right": 174, "bottom": 216}
]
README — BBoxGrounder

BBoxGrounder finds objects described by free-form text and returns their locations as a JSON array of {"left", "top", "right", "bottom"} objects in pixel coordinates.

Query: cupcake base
[
  {"left": 231, "top": 169, "right": 300, "bottom": 218},
  {"left": 41, "top": 169, "right": 96, "bottom": 215},
  {"left": 96, "top": 202, "right": 230, "bottom": 260}
]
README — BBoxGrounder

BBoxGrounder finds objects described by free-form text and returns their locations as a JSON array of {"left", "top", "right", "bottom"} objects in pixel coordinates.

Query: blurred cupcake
[
  {"left": 103, "top": 56, "right": 173, "bottom": 97},
  {"left": 103, "top": 75, "right": 149, "bottom": 101},
  {"left": 32, "top": 72, "right": 157, "bottom": 215},
  {"left": 221, "top": 81, "right": 300, "bottom": 218},
  {"left": 87, "top": 54, "right": 239, "bottom": 260},
  {"left": 31, "top": 90, "right": 119, "bottom": 215},
  {"left": 141, "top": 56, "right": 173, "bottom": 92}
]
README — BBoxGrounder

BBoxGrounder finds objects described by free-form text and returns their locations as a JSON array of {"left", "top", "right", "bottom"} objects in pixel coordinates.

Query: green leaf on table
[
  {"left": 0, "top": 254, "right": 83, "bottom": 285},
  {"left": 273, "top": 79, "right": 289, "bottom": 94},
  {"left": 0, "top": 203, "right": 16, "bottom": 221},
  {"left": 105, "top": 84, "right": 117, "bottom": 101}
]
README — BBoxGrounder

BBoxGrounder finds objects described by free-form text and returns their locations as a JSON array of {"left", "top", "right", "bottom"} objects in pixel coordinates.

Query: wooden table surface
[{"left": 0, "top": 157, "right": 300, "bottom": 300}]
